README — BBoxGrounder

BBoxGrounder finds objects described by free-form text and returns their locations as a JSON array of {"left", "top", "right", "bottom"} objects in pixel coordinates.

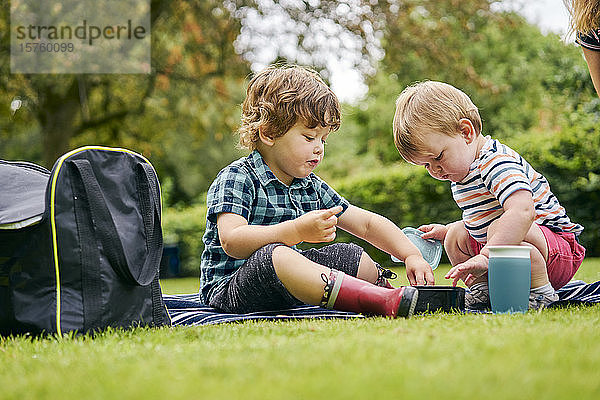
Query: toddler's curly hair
[{"left": 238, "top": 64, "right": 341, "bottom": 150}]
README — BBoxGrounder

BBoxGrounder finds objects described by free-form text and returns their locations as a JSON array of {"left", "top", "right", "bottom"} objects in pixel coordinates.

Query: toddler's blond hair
[
  {"left": 393, "top": 81, "right": 482, "bottom": 162},
  {"left": 238, "top": 64, "right": 341, "bottom": 150}
]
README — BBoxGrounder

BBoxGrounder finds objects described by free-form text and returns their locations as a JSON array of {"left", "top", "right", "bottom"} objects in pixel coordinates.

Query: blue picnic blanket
[
  {"left": 164, "top": 296, "right": 362, "bottom": 326},
  {"left": 163, "top": 280, "right": 600, "bottom": 326},
  {"left": 549, "top": 279, "right": 600, "bottom": 306}
]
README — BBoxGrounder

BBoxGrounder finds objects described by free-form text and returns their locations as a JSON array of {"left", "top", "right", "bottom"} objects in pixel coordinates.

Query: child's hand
[
  {"left": 293, "top": 206, "right": 343, "bottom": 243},
  {"left": 405, "top": 254, "right": 435, "bottom": 286},
  {"left": 445, "top": 254, "right": 489, "bottom": 287},
  {"left": 417, "top": 223, "right": 447, "bottom": 241}
]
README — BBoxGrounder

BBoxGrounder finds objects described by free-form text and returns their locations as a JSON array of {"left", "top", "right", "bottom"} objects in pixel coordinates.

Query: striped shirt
[
  {"left": 451, "top": 136, "right": 583, "bottom": 243},
  {"left": 200, "top": 150, "right": 349, "bottom": 303},
  {"left": 577, "top": 28, "right": 600, "bottom": 51}
]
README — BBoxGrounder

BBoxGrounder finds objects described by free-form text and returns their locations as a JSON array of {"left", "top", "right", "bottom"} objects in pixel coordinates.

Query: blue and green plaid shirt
[{"left": 200, "top": 150, "right": 349, "bottom": 303}]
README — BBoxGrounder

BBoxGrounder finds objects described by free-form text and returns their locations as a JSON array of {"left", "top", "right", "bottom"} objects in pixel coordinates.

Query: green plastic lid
[{"left": 391, "top": 227, "right": 443, "bottom": 270}]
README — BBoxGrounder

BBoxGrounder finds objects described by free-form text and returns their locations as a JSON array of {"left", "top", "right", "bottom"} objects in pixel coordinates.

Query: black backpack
[{"left": 0, "top": 146, "right": 170, "bottom": 336}]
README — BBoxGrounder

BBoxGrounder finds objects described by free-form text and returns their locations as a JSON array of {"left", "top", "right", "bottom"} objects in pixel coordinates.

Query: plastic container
[
  {"left": 391, "top": 227, "right": 443, "bottom": 269},
  {"left": 488, "top": 245, "right": 531, "bottom": 313},
  {"left": 413, "top": 286, "right": 465, "bottom": 313}
]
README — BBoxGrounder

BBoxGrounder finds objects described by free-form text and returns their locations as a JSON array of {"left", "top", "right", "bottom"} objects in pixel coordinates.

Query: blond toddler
[{"left": 393, "top": 81, "right": 586, "bottom": 310}]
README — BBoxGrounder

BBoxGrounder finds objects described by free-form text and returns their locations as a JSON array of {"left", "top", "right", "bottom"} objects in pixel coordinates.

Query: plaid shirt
[{"left": 200, "top": 150, "right": 349, "bottom": 303}]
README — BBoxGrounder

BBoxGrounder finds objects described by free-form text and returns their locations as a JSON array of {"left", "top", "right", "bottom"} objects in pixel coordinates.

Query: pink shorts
[{"left": 468, "top": 225, "right": 586, "bottom": 290}]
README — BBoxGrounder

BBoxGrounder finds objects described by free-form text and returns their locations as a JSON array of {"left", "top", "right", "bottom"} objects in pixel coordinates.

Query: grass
[{"left": 2, "top": 260, "right": 600, "bottom": 400}]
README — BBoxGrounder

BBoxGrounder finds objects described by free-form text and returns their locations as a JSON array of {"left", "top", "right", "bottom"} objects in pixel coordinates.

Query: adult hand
[
  {"left": 293, "top": 206, "right": 343, "bottom": 243},
  {"left": 445, "top": 254, "right": 489, "bottom": 287}
]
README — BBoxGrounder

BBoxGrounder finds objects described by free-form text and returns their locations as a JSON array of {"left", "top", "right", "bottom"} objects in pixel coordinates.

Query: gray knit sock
[{"left": 529, "top": 283, "right": 558, "bottom": 310}]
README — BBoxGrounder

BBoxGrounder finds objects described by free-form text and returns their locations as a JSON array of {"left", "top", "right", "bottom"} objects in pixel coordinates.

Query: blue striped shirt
[
  {"left": 577, "top": 28, "right": 600, "bottom": 51},
  {"left": 200, "top": 150, "right": 349, "bottom": 302},
  {"left": 451, "top": 136, "right": 583, "bottom": 243}
]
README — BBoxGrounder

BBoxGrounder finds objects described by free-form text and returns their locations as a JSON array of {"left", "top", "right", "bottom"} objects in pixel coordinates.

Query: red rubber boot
[{"left": 323, "top": 271, "right": 418, "bottom": 318}]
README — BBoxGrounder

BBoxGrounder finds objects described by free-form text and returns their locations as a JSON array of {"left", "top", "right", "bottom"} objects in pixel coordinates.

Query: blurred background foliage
[{"left": 2, "top": 0, "right": 598, "bottom": 275}]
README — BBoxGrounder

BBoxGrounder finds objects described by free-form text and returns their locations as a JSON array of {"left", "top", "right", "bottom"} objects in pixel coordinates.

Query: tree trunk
[{"left": 38, "top": 79, "right": 81, "bottom": 168}]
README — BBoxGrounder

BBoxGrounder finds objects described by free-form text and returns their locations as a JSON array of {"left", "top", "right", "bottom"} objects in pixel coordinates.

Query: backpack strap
[
  {"left": 135, "top": 163, "right": 163, "bottom": 282},
  {"left": 150, "top": 275, "right": 169, "bottom": 326},
  {"left": 137, "top": 163, "right": 169, "bottom": 326},
  {"left": 69, "top": 165, "right": 104, "bottom": 331},
  {"left": 68, "top": 159, "right": 161, "bottom": 286}
]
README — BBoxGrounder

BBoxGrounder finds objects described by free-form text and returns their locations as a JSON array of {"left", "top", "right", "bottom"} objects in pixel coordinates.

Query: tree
[
  {"left": 336, "top": 0, "right": 596, "bottom": 165},
  {"left": 1, "top": 0, "right": 249, "bottom": 169},
  {"left": 2, "top": 0, "right": 389, "bottom": 204},
  {"left": 229, "top": 0, "right": 384, "bottom": 79}
]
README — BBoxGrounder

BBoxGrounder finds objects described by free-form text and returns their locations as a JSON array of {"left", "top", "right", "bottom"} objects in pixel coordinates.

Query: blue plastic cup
[{"left": 488, "top": 245, "right": 531, "bottom": 313}]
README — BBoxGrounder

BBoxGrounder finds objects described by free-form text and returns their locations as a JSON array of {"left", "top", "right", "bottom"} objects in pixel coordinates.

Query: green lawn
[{"left": 2, "top": 260, "right": 600, "bottom": 400}]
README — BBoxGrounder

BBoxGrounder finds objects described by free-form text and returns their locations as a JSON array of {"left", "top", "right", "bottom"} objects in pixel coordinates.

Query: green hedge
[
  {"left": 335, "top": 166, "right": 460, "bottom": 228},
  {"left": 330, "top": 166, "right": 461, "bottom": 266},
  {"left": 162, "top": 204, "right": 206, "bottom": 276},
  {"left": 512, "top": 106, "right": 600, "bottom": 256}
]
